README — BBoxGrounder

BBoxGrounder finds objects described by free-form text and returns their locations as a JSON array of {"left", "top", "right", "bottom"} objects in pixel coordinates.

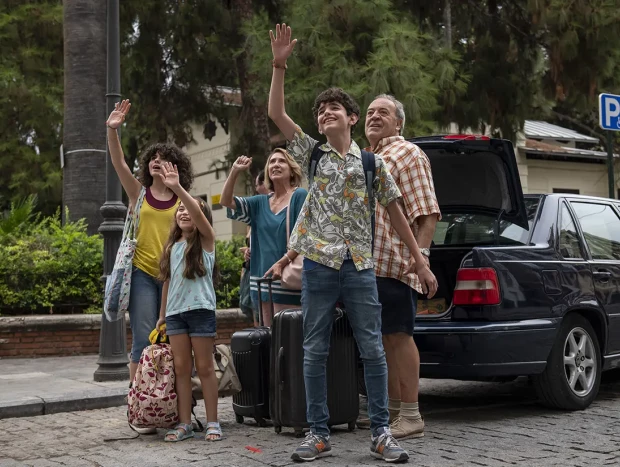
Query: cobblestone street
[{"left": 2, "top": 373, "right": 620, "bottom": 467}]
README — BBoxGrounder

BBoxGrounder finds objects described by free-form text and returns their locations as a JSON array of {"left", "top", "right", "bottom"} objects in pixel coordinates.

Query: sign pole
[{"left": 607, "top": 131, "right": 615, "bottom": 199}]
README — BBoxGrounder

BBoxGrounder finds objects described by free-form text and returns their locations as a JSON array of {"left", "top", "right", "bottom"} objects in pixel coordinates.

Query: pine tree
[
  {"left": 244, "top": 0, "right": 467, "bottom": 144},
  {"left": 0, "top": 1, "right": 64, "bottom": 216}
]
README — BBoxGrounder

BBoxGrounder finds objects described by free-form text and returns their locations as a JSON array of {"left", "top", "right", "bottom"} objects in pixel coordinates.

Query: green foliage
[
  {"left": 0, "top": 195, "right": 39, "bottom": 240},
  {"left": 245, "top": 0, "right": 468, "bottom": 142},
  {"left": 0, "top": 207, "right": 104, "bottom": 314},
  {"left": 4, "top": 0, "right": 620, "bottom": 216},
  {"left": 215, "top": 235, "right": 246, "bottom": 309},
  {"left": 0, "top": 1, "right": 63, "bottom": 215}
]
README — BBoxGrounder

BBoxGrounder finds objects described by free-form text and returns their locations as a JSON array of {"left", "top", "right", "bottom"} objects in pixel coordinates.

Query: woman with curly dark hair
[{"left": 106, "top": 100, "right": 194, "bottom": 434}]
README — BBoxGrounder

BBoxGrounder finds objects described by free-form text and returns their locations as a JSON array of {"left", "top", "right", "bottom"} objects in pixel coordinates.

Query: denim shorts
[
  {"left": 166, "top": 309, "right": 217, "bottom": 337},
  {"left": 377, "top": 276, "right": 418, "bottom": 336}
]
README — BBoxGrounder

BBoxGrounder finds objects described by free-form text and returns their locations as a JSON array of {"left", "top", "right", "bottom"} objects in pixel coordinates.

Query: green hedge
[
  {"left": 0, "top": 199, "right": 246, "bottom": 314},
  {"left": 0, "top": 211, "right": 103, "bottom": 314}
]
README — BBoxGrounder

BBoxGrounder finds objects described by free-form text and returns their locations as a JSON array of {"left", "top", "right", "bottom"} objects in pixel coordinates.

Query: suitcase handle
[{"left": 255, "top": 278, "right": 275, "bottom": 326}]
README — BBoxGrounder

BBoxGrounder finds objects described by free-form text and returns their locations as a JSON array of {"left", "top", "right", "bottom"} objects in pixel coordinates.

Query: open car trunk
[{"left": 409, "top": 136, "right": 530, "bottom": 317}]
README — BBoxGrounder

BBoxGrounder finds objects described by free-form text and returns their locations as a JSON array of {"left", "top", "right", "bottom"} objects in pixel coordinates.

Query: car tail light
[
  {"left": 453, "top": 268, "right": 500, "bottom": 305},
  {"left": 443, "top": 134, "right": 490, "bottom": 141}
]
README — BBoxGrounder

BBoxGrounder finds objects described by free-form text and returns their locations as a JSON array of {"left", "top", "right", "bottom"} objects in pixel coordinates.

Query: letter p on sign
[{"left": 599, "top": 93, "right": 620, "bottom": 131}]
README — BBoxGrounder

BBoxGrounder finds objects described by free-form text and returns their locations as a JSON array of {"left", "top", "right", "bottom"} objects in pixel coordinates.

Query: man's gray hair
[{"left": 375, "top": 94, "right": 406, "bottom": 135}]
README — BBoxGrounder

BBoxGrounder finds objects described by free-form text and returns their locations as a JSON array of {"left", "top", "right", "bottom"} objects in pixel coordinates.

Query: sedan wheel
[
  {"left": 533, "top": 314, "right": 602, "bottom": 410},
  {"left": 563, "top": 327, "right": 597, "bottom": 397}
]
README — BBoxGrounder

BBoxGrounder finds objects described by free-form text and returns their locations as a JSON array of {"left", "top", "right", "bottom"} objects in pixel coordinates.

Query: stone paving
[{"left": 2, "top": 373, "right": 620, "bottom": 467}]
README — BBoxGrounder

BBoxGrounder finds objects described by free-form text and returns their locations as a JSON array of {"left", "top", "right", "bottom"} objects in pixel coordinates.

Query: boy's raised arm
[{"left": 268, "top": 23, "right": 298, "bottom": 142}]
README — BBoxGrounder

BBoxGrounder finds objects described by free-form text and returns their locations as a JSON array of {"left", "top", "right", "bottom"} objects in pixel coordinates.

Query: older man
[{"left": 358, "top": 94, "right": 441, "bottom": 439}]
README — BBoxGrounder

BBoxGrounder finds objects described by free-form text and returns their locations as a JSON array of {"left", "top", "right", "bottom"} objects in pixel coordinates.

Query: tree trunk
[
  {"left": 444, "top": 0, "right": 452, "bottom": 49},
  {"left": 230, "top": 0, "right": 271, "bottom": 172},
  {"left": 63, "top": 1, "right": 107, "bottom": 234}
]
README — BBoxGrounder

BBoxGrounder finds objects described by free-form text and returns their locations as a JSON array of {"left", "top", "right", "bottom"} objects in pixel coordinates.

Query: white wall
[
  {"left": 526, "top": 159, "right": 610, "bottom": 197},
  {"left": 185, "top": 120, "right": 248, "bottom": 240}
]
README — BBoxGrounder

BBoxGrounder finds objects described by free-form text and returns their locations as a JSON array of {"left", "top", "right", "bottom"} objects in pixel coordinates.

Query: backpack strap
[
  {"left": 308, "top": 141, "right": 324, "bottom": 189},
  {"left": 360, "top": 150, "right": 377, "bottom": 250}
]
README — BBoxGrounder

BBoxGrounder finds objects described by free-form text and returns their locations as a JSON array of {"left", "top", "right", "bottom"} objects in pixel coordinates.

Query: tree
[
  {"left": 117, "top": 0, "right": 281, "bottom": 175},
  {"left": 62, "top": 0, "right": 107, "bottom": 234},
  {"left": 244, "top": 0, "right": 467, "bottom": 143},
  {"left": 0, "top": 1, "right": 63, "bottom": 216},
  {"left": 535, "top": 0, "right": 620, "bottom": 146}
]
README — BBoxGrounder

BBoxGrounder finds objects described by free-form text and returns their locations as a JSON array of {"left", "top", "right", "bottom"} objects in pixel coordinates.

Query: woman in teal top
[{"left": 222, "top": 148, "right": 307, "bottom": 326}]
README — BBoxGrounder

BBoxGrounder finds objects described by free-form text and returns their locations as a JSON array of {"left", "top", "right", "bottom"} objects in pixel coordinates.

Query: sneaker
[
  {"left": 291, "top": 433, "right": 332, "bottom": 462},
  {"left": 129, "top": 423, "right": 157, "bottom": 435},
  {"left": 370, "top": 431, "right": 410, "bottom": 463},
  {"left": 390, "top": 415, "right": 425, "bottom": 440}
]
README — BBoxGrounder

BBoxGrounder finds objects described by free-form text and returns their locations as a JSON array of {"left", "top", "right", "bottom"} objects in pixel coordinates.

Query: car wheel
[{"left": 533, "top": 314, "right": 601, "bottom": 410}]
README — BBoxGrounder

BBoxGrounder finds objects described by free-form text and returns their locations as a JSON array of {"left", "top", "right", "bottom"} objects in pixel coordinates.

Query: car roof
[{"left": 526, "top": 193, "right": 619, "bottom": 203}]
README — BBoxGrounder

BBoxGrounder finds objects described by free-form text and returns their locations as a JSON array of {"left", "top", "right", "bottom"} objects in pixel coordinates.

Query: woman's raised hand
[
  {"left": 232, "top": 155, "right": 252, "bottom": 172},
  {"left": 269, "top": 23, "right": 297, "bottom": 65},
  {"left": 106, "top": 99, "right": 131, "bottom": 129}
]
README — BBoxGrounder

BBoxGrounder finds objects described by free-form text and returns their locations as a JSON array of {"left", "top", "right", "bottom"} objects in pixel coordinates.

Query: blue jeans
[
  {"left": 128, "top": 266, "right": 163, "bottom": 362},
  {"left": 301, "top": 259, "right": 389, "bottom": 438}
]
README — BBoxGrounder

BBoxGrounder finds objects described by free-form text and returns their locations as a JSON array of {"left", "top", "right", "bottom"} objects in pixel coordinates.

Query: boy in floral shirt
[{"left": 266, "top": 23, "right": 438, "bottom": 463}]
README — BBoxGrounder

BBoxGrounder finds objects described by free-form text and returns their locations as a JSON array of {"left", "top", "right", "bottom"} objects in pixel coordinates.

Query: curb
[{"left": 0, "top": 387, "right": 128, "bottom": 420}]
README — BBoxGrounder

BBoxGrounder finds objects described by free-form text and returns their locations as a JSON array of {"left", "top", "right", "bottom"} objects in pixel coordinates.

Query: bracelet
[
  {"left": 272, "top": 59, "right": 287, "bottom": 70},
  {"left": 284, "top": 252, "right": 292, "bottom": 264}
]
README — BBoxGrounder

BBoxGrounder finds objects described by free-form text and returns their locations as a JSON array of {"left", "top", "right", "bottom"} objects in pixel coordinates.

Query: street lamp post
[{"left": 94, "top": 0, "right": 129, "bottom": 382}]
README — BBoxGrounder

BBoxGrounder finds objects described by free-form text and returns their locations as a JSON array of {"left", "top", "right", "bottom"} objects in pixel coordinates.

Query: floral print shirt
[{"left": 286, "top": 127, "right": 402, "bottom": 271}]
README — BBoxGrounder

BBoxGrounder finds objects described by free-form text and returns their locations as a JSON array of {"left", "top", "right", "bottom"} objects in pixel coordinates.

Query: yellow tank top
[{"left": 133, "top": 188, "right": 180, "bottom": 278}]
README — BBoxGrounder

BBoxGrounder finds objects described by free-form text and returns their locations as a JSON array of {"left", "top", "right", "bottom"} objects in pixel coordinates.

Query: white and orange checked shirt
[{"left": 371, "top": 136, "right": 441, "bottom": 293}]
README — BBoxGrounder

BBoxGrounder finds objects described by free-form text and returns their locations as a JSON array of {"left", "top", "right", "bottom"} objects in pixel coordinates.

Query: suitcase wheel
[
  {"left": 256, "top": 417, "right": 268, "bottom": 428},
  {"left": 348, "top": 421, "right": 356, "bottom": 432},
  {"left": 294, "top": 428, "right": 304, "bottom": 438},
  {"left": 274, "top": 425, "right": 282, "bottom": 434},
  {"left": 235, "top": 414, "right": 244, "bottom": 424}
]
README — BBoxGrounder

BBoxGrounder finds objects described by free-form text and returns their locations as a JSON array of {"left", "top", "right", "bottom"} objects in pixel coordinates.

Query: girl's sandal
[
  {"left": 164, "top": 423, "right": 194, "bottom": 442},
  {"left": 205, "top": 422, "right": 222, "bottom": 441}
]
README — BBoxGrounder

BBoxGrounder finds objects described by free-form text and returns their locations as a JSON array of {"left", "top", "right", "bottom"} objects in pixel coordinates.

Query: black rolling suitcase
[
  {"left": 270, "top": 305, "right": 359, "bottom": 436},
  {"left": 231, "top": 279, "right": 272, "bottom": 427}
]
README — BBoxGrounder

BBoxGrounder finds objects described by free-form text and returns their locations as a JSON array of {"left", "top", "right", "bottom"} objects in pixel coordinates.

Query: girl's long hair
[{"left": 158, "top": 197, "right": 219, "bottom": 285}]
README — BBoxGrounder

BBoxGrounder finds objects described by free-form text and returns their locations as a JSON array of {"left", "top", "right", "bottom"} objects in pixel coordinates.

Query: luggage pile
[{"left": 231, "top": 278, "right": 359, "bottom": 436}]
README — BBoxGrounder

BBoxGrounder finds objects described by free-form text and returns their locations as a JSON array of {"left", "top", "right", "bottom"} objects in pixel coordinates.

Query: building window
[{"left": 553, "top": 188, "right": 580, "bottom": 194}]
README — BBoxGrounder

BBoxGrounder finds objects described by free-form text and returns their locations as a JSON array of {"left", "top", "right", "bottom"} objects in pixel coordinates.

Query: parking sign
[{"left": 599, "top": 93, "right": 620, "bottom": 131}]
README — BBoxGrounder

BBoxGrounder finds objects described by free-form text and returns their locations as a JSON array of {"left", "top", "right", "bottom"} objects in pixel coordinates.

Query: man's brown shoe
[{"left": 389, "top": 415, "right": 425, "bottom": 440}]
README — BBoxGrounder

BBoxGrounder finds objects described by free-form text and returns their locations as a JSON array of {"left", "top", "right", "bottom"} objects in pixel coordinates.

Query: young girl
[{"left": 155, "top": 161, "right": 221, "bottom": 442}]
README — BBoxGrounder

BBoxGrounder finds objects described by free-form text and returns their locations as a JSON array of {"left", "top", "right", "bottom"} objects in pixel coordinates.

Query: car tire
[{"left": 533, "top": 314, "right": 602, "bottom": 410}]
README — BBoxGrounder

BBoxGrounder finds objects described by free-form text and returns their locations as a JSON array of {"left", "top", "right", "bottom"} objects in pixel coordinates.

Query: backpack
[
  {"left": 308, "top": 142, "right": 377, "bottom": 247},
  {"left": 127, "top": 342, "right": 179, "bottom": 429}
]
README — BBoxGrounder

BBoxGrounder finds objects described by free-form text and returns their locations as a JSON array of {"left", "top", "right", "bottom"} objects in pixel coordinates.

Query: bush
[
  {"left": 0, "top": 198, "right": 246, "bottom": 313},
  {"left": 215, "top": 235, "right": 245, "bottom": 309},
  {"left": 0, "top": 210, "right": 104, "bottom": 315}
]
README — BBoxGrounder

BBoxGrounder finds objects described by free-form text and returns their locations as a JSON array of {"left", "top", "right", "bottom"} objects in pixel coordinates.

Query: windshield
[{"left": 433, "top": 197, "right": 541, "bottom": 246}]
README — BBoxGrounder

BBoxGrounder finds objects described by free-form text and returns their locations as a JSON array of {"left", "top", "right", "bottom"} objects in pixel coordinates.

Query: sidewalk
[
  {"left": 0, "top": 355, "right": 128, "bottom": 419},
  {"left": 0, "top": 354, "right": 542, "bottom": 420}
]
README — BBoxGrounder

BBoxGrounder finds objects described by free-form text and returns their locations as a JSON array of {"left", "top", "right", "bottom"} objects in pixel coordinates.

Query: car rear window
[{"left": 433, "top": 197, "right": 541, "bottom": 246}]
